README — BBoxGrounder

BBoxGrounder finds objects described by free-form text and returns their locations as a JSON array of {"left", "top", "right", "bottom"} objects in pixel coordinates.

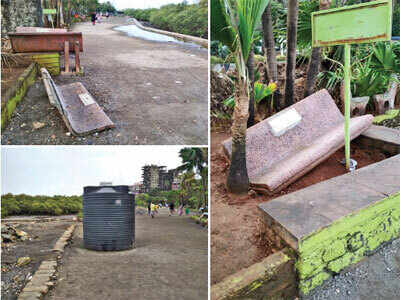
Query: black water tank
[{"left": 83, "top": 185, "right": 135, "bottom": 251}]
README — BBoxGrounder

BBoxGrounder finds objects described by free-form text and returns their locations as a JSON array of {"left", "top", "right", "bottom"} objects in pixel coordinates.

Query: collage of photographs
[{"left": 0, "top": 0, "right": 399, "bottom": 299}]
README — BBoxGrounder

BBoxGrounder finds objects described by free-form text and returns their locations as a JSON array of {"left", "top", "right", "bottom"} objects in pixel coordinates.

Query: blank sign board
[{"left": 312, "top": 0, "right": 392, "bottom": 47}]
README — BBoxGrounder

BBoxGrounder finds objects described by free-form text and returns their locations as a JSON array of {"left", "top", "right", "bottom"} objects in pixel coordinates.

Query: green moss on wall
[
  {"left": 1, "top": 63, "right": 38, "bottom": 130},
  {"left": 297, "top": 192, "right": 400, "bottom": 295}
]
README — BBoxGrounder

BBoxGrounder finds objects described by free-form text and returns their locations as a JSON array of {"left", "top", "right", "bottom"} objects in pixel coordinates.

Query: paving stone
[{"left": 259, "top": 155, "right": 400, "bottom": 251}]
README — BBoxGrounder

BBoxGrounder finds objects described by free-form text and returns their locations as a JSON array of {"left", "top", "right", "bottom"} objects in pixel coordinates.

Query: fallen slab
[
  {"left": 223, "top": 89, "right": 373, "bottom": 194},
  {"left": 259, "top": 155, "right": 400, "bottom": 295},
  {"left": 41, "top": 68, "right": 114, "bottom": 136}
]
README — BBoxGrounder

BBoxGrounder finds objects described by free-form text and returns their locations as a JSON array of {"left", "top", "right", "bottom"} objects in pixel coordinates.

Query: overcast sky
[
  {"left": 100, "top": 0, "right": 198, "bottom": 10},
  {"left": 1, "top": 146, "right": 184, "bottom": 196}
]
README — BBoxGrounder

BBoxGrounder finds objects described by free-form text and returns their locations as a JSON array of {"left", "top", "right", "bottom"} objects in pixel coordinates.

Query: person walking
[
  {"left": 168, "top": 202, "right": 175, "bottom": 216},
  {"left": 147, "top": 201, "right": 151, "bottom": 216},
  {"left": 91, "top": 12, "right": 96, "bottom": 26},
  {"left": 178, "top": 203, "right": 184, "bottom": 216},
  {"left": 150, "top": 203, "right": 158, "bottom": 218}
]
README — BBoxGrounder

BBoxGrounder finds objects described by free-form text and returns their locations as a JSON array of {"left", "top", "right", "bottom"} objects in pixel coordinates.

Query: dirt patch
[
  {"left": 1, "top": 220, "right": 73, "bottom": 300},
  {"left": 210, "top": 130, "right": 387, "bottom": 284},
  {"left": 45, "top": 209, "right": 207, "bottom": 300}
]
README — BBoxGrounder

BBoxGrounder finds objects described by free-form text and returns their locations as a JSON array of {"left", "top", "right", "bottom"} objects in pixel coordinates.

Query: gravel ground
[
  {"left": 45, "top": 208, "right": 208, "bottom": 300},
  {"left": 1, "top": 17, "right": 208, "bottom": 145},
  {"left": 304, "top": 238, "right": 400, "bottom": 300},
  {"left": 1, "top": 220, "right": 74, "bottom": 300}
]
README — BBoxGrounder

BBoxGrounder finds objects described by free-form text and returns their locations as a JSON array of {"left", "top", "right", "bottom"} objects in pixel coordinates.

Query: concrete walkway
[
  {"left": 2, "top": 17, "right": 208, "bottom": 145},
  {"left": 46, "top": 208, "right": 208, "bottom": 300}
]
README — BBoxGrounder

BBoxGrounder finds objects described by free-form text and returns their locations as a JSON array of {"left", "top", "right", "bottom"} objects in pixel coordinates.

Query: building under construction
[{"left": 141, "top": 165, "right": 180, "bottom": 193}]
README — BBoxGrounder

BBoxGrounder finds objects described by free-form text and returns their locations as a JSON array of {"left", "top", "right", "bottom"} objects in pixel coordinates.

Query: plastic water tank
[{"left": 83, "top": 185, "right": 135, "bottom": 251}]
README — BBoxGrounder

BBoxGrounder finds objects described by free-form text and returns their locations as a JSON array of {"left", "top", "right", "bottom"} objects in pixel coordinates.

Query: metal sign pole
[{"left": 344, "top": 44, "right": 351, "bottom": 170}]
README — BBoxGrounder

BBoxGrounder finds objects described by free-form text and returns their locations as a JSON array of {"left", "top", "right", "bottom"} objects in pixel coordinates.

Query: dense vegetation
[
  {"left": 124, "top": 0, "right": 208, "bottom": 38},
  {"left": 1, "top": 194, "right": 82, "bottom": 218}
]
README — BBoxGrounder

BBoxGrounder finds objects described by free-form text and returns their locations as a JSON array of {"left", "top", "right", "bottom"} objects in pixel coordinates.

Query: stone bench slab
[{"left": 258, "top": 154, "right": 400, "bottom": 251}]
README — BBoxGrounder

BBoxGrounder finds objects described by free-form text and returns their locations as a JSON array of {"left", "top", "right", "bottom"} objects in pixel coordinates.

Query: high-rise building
[{"left": 141, "top": 165, "right": 180, "bottom": 193}]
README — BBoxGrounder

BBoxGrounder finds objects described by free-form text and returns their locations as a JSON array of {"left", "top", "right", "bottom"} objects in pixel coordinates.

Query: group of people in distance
[{"left": 147, "top": 201, "right": 188, "bottom": 218}]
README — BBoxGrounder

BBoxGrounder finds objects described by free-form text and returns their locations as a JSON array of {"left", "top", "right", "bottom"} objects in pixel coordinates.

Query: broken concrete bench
[
  {"left": 258, "top": 154, "right": 400, "bottom": 295},
  {"left": 41, "top": 68, "right": 114, "bottom": 136},
  {"left": 223, "top": 89, "right": 373, "bottom": 194}
]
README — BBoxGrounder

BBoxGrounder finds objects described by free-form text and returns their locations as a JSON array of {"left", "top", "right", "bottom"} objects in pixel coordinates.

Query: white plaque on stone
[
  {"left": 78, "top": 93, "right": 95, "bottom": 106},
  {"left": 267, "top": 108, "right": 302, "bottom": 136}
]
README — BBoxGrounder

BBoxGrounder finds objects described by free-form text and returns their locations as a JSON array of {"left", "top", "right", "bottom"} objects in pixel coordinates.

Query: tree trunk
[
  {"left": 262, "top": 3, "right": 278, "bottom": 83},
  {"left": 59, "top": 0, "right": 64, "bottom": 27},
  {"left": 67, "top": 0, "right": 71, "bottom": 25},
  {"left": 262, "top": 2, "right": 282, "bottom": 112},
  {"left": 227, "top": 83, "right": 249, "bottom": 194},
  {"left": 247, "top": 48, "right": 255, "bottom": 128},
  {"left": 201, "top": 175, "right": 207, "bottom": 208},
  {"left": 304, "top": 47, "right": 321, "bottom": 97},
  {"left": 284, "top": 0, "right": 298, "bottom": 108},
  {"left": 304, "top": 0, "right": 331, "bottom": 98}
]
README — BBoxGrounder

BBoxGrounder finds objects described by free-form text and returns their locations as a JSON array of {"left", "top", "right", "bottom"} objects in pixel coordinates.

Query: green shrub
[
  {"left": 125, "top": 2, "right": 208, "bottom": 38},
  {"left": 1, "top": 194, "right": 83, "bottom": 217}
]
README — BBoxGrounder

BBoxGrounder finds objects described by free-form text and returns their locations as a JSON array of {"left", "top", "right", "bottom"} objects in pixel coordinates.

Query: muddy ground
[
  {"left": 1, "top": 17, "right": 208, "bottom": 145},
  {"left": 45, "top": 208, "right": 208, "bottom": 300},
  {"left": 1, "top": 220, "right": 73, "bottom": 300},
  {"left": 210, "top": 130, "right": 387, "bottom": 284}
]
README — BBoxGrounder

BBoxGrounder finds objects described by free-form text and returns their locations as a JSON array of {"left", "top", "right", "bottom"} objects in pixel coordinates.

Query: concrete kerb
[
  {"left": 17, "top": 223, "right": 76, "bottom": 300},
  {"left": 210, "top": 249, "right": 297, "bottom": 300},
  {"left": 1, "top": 62, "right": 38, "bottom": 130},
  {"left": 130, "top": 18, "right": 208, "bottom": 48}
]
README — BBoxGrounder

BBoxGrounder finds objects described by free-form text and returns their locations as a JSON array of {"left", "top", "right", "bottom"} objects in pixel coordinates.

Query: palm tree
[
  {"left": 212, "top": 0, "right": 270, "bottom": 193},
  {"left": 284, "top": 0, "right": 298, "bottom": 108},
  {"left": 179, "top": 171, "right": 196, "bottom": 206},
  {"left": 261, "top": 1, "right": 281, "bottom": 111},
  {"left": 177, "top": 147, "right": 208, "bottom": 208}
]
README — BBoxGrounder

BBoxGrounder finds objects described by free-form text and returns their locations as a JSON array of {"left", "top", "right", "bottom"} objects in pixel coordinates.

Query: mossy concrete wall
[
  {"left": 211, "top": 249, "right": 297, "bottom": 300},
  {"left": 14, "top": 53, "right": 60, "bottom": 76},
  {"left": 1, "top": 62, "right": 38, "bottom": 130},
  {"left": 297, "top": 192, "right": 400, "bottom": 295}
]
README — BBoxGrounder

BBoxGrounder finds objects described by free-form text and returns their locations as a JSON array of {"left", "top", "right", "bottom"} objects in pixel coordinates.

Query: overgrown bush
[
  {"left": 1, "top": 194, "right": 82, "bottom": 218},
  {"left": 124, "top": 1, "right": 208, "bottom": 38}
]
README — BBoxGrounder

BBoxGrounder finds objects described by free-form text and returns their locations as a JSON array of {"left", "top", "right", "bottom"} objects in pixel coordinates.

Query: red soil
[{"left": 210, "top": 129, "right": 387, "bottom": 284}]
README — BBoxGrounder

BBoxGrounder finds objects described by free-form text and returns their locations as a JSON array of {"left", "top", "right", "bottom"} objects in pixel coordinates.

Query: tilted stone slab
[
  {"left": 259, "top": 155, "right": 400, "bottom": 295},
  {"left": 222, "top": 89, "right": 373, "bottom": 194},
  {"left": 357, "top": 124, "right": 400, "bottom": 156}
]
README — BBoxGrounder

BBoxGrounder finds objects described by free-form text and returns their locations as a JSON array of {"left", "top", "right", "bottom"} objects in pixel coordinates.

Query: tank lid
[{"left": 84, "top": 185, "right": 130, "bottom": 194}]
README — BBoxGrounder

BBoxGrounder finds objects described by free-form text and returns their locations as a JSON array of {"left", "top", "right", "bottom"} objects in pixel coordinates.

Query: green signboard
[
  {"left": 311, "top": 0, "right": 392, "bottom": 170},
  {"left": 43, "top": 8, "right": 57, "bottom": 15},
  {"left": 312, "top": 0, "right": 392, "bottom": 47}
]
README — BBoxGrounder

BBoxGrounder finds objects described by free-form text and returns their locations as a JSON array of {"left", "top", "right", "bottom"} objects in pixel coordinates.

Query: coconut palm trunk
[
  {"left": 304, "top": 0, "right": 331, "bottom": 98},
  {"left": 262, "top": 2, "right": 281, "bottom": 111},
  {"left": 262, "top": 3, "right": 278, "bottom": 83},
  {"left": 227, "top": 82, "right": 249, "bottom": 193},
  {"left": 247, "top": 48, "right": 255, "bottom": 127},
  {"left": 284, "top": 0, "right": 299, "bottom": 108}
]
